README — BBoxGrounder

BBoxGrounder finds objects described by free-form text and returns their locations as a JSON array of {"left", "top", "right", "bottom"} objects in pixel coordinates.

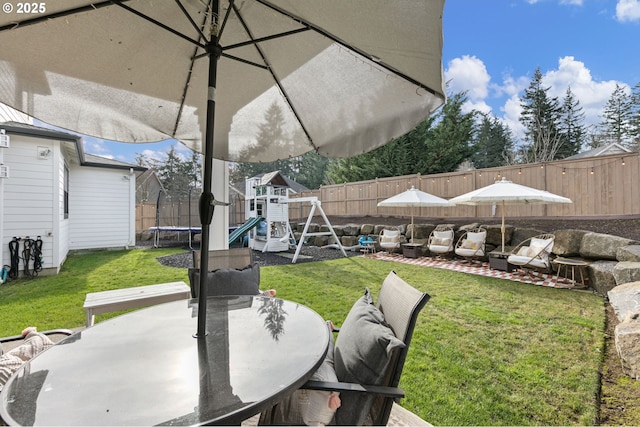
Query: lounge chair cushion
[
  {"left": 507, "top": 255, "right": 549, "bottom": 269},
  {"left": 430, "top": 230, "right": 454, "bottom": 252},
  {"left": 380, "top": 229, "right": 400, "bottom": 246},
  {"left": 460, "top": 239, "right": 480, "bottom": 250},
  {"left": 334, "top": 288, "right": 405, "bottom": 425},
  {"left": 530, "top": 237, "right": 553, "bottom": 254},
  {"left": 188, "top": 262, "right": 260, "bottom": 297}
]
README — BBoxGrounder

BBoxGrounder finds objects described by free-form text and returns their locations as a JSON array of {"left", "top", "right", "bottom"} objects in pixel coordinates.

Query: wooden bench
[{"left": 83, "top": 281, "right": 191, "bottom": 327}]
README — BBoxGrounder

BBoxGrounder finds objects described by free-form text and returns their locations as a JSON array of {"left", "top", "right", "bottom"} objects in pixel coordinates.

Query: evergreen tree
[
  {"left": 557, "top": 86, "right": 586, "bottom": 158},
  {"left": 628, "top": 81, "right": 640, "bottom": 150},
  {"left": 472, "top": 113, "right": 514, "bottom": 168},
  {"left": 420, "top": 91, "right": 476, "bottom": 173},
  {"left": 327, "top": 90, "right": 475, "bottom": 183},
  {"left": 519, "top": 67, "right": 563, "bottom": 162},
  {"left": 601, "top": 83, "right": 634, "bottom": 148},
  {"left": 154, "top": 145, "right": 199, "bottom": 199}
]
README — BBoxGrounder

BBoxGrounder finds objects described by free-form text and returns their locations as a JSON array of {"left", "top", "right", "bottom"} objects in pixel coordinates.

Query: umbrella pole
[
  {"left": 411, "top": 206, "right": 414, "bottom": 242},
  {"left": 197, "top": 31, "right": 222, "bottom": 339},
  {"left": 501, "top": 200, "right": 505, "bottom": 252}
]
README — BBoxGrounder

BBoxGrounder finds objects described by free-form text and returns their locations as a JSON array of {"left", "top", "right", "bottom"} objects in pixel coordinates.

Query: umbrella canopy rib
[
  {"left": 0, "top": 1, "right": 113, "bottom": 32},
  {"left": 229, "top": 2, "right": 316, "bottom": 150},
  {"left": 256, "top": 0, "right": 440, "bottom": 96}
]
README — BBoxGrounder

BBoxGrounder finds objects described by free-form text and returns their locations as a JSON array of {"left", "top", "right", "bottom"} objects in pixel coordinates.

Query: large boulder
[
  {"left": 608, "top": 281, "right": 640, "bottom": 322},
  {"left": 408, "top": 223, "right": 436, "bottom": 240},
  {"left": 342, "top": 224, "right": 361, "bottom": 236},
  {"left": 340, "top": 235, "right": 359, "bottom": 247},
  {"left": 614, "top": 312, "right": 640, "bottom": 379},
  {"left": 580, "top": 232, "right": 636, "bottom": 260},
  {"left": 484, "top": 224, "right": 514, "bottom": 248},
  {"left": 331, "top": 225, "right": 345, "bottom": 236},
  {"left": 587, "top": 260, "right": 618, "bottom": 295},
  {"left": 360, "top": 224, "right": 375, "bottom": 235},
  {"left": 553, "top": 229, "right": 588, "bottom": 257},
  {"left": 618, "top": 245, "right": 640, "bottom": 262},
  {"left": 613, "top": 261, "right": 640, "bottom": 286}
]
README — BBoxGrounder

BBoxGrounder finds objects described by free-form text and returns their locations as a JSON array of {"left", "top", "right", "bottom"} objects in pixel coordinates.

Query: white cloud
[
  {"left": 501, "top": 94, "right": 526, "bottom": 140},
  {"left": 444, "top": 55, "right": 490, "bottom": 101},
  {"left": 616, "top": 0, "right": 640, "bottom": 22},
  {"left": 83, "top": 137, "right": 114, "bottom": 159},
  {"left": 140, "top": 148, "right": 167, "bottom": 162},
  {"left": 543, "top": 56, "right": 625, "bottom": 127},
  {"left": 443, "top": 54, "right": 627, "bottom": 143}
]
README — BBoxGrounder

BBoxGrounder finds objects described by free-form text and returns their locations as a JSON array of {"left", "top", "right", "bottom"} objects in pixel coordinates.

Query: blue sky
[{"left": 49, "top": 0, "right": 640, "bottom": 164}]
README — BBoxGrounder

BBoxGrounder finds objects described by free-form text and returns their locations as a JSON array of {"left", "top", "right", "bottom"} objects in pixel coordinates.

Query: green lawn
[{"left": 0, "top": 248, "right": 605, "bottom": 426}]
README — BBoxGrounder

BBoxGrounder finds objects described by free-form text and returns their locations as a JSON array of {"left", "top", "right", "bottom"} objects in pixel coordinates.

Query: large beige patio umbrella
[
  {"left": 448, "top": 177, "right": 572, "bottom": 252},
  {"left": 377, "top": 186, "right": 450, "bottom": 242},
  {"left": 0, "top": 1, "right": 446, "bottom": 337}
]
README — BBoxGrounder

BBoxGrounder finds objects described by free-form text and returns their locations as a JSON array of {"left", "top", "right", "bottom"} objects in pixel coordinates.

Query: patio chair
[
  {"left": 454, "top": 227, "right": 487, "bottom": 264},
  {"left": 188, "top": 247, "right": 260, "bottom": 297},
  {"left": 427, "top": 225, "right": 455, "bottom": 258},
  {"left": 259, "top": 271, "right": 430, "bottom": 426},
  {"left": 378, "top": 228, "right": 401, "bottom": 254},
  {"left": 507, "top": 233, "right": 555, "bottom": 277}
]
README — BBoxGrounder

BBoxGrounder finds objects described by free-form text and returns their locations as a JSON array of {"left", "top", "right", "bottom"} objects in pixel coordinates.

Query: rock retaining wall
[{"left": 292, "top": 221, "right": 639, "bottom": 297}]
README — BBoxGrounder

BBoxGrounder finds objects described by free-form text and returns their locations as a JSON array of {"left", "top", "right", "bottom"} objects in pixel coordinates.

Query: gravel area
[{"left": 154, "top": 244, "right": 362, "bottom": 269}]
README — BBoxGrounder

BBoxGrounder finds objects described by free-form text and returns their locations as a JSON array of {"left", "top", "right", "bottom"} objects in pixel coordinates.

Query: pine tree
[
  {"left": 154, "top": 145, "right": 199, "bottom": 200},
  {"left": 629, "top": 81, "right": 640, "bottom": 150},
  {"left": 327, "top": 91, "right": 476, "bottom": 183},
  {"left": 419, "top": 91, "right": 477, "bottom": 173},
  {"left": 472, "top": 113, "right": 514, "bottom": 168},
  {"left": 557, "top": 86, "right": 586, "bottom": 158},
  {"left": 601, "top": 83, "right": 634, "bottom": 148},
  {"left": 519, "top": 67, "right": 563, "bottom": 162}
]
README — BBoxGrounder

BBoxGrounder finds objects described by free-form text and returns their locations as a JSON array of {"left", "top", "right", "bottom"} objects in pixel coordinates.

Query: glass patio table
[{"left": 0, "top": 296, "right": 329, "bottom": 426}]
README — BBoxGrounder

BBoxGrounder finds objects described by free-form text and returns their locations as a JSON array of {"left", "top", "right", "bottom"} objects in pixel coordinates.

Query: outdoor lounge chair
[
  {"left": 454, "top": 227, "right": 487, "bottom": 264},
  {"left": 507, "top": 233, "right": 555, "bottom": 276},
  {"left": 427, "top": 225, "right": 455, "bottom": 258},
  {"left": 259, "top": 271, "right": 430, "bottom": 426},
  {"left": 378, "top": 228, "right": 401, "bottom": 254}
]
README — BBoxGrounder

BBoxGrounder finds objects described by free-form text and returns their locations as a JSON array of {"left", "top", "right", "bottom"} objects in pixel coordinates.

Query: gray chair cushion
[
  {"left": 188, "top": 262, "right": 260, "bottom": 297},
  {"left": 333, "top": 288, "right": 405, "bottom": 425}
]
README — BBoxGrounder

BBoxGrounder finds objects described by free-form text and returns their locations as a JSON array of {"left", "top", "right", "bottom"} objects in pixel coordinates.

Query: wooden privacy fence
[
  {"left": 137, "top": 152, "right": 640, "bottom": 232},
  {"left": 289, "top": 152, "right": 640, "bottom": 221}
]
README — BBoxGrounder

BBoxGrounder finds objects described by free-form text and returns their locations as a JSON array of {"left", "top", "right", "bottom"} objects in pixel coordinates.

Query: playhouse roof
[{"left": 250, "top": 171, "right": 310, "bottom": 194}]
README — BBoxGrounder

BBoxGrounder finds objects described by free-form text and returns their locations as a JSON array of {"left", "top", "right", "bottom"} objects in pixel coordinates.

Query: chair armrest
[
  {"left": 0, "top": 329, "right": 74, "bottom": 344},
  {"left": 302, "top": 380, "right": 405, "bottom": 399}
]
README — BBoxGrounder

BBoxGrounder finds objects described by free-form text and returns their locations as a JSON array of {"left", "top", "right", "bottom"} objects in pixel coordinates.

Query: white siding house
[{"left": 0, "top": 123, "right": 145, "bottom": 277}]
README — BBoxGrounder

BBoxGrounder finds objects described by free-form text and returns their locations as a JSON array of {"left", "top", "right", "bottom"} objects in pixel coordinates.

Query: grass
[{"left": 0, "top": 249, "right": 605, "bottom": 426}]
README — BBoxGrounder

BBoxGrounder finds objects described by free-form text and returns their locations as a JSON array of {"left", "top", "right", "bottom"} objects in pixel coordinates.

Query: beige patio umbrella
[
  {"left": 0, "top": 1, "right": 446, "bottom": 337},
  {"left": 448, "top": 177, "right": 572, "bottom": 252},
  {"left": 377, "top": 186, "right": 450, "bottom": 242}
]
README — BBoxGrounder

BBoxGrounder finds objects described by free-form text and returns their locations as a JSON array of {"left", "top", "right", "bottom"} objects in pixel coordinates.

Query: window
[{"left": 64, "top": 163, "right": 69, "bottom": 219}]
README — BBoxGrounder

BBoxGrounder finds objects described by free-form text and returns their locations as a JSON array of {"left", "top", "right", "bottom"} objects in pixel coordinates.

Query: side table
[
  {"left": 402, "top": 243, "right": 424, "bottom": 259},
  {"left": 553, "top": 257, "right": 590, "bottom": 288},
  {"left": 488, "top": 248, "right": 515, "bottom": 272},
  {"left": 360, "top": 241, "right": 376, "bottom": 255}
]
